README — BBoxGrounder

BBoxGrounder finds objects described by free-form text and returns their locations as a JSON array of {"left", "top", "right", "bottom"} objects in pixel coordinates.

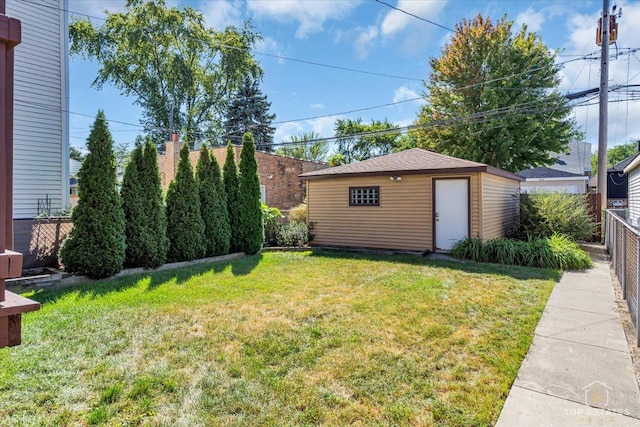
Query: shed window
[{"left": 350, "top": 186, "right": 379, "bottom": 206}]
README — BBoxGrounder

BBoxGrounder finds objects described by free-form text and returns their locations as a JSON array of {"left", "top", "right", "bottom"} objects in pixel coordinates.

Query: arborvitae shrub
[
  {"left": 223, "top": 142, "right": 241, "bottom": 252},
  {"left": 165, "top": 143, "right": 205, "bottom": 262},
  {"left": 141, "top": 140, "right": 169, "bottom": 267},
  {"left": 121, "top": 143, "right": 147, "bottom": 267},
  {"left": 197, "top": 143, "right": 231, "bottom": 257},
  {"left": 60, "top": 110, "right": 126, "bottom": 278},
  {"left": 237, "top": 132, "right": 264, "bottom": 254}
]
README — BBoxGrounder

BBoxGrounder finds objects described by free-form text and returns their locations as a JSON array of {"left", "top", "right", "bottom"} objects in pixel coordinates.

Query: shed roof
[
  {"left": 299, "top": 148, "right": 523, "bottom": 181},
  {"left": 610, "top": 153, "right": 640, "bottom": 172},
  {"left": 516, "top": 167, "right": 587, "bottom": 179}
]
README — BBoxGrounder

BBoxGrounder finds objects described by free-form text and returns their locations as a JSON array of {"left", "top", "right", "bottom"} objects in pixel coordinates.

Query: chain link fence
[{"left": 605, "top": 209, "right": 640, "bottom": 345}]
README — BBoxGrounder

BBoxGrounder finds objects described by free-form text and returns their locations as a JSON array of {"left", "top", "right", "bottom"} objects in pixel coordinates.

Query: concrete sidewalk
[{"left": 496, "top": 245, "right": 640, "bottom": 426}]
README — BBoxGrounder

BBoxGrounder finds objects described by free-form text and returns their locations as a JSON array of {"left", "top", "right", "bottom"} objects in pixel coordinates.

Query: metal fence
[{"left": 605, "top": 209, "right": 640, "bottom": 345}]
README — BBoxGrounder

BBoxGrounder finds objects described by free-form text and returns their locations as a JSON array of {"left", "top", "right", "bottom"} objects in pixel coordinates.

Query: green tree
[
  {"left": 121, "top": 144, "right": 146, "bottom": 267},
  {"left": 223, "top": 142, "right": 241, "bottom": 252},
  {"left": 141, "top": 139, "right": 169, "bottom": 267},
  {"left": 334, "top": 118, "right": 401, "bottom": 163},
  {"left": 275, "top": 131, "right": 328, "bottom": 162},
  {"left": 60, "top": 110, "right": 126, "bottom": 278},
  {"left": 70, "top": 146, "right": 86, "bottom": 162},
  {"left": 415, "top": 14, "right": 580, "bottom": 172},
  {"left": 224, "top": 77, "right": 276, "bottom": 151},
  {"left": 591, "top": 140, "right": 639, "bottom": 172},
  {"left": 166, "top": 143, "right": 205, "bottom": 261},
  {"left": 237, "top": 133, "right": 264, "bottom": 254},
  {"left": 196, "top": 144, "right": 231, "bottom": 257},
  {"left": 69, "top": 0, "right": 261, "bottom": 142}
]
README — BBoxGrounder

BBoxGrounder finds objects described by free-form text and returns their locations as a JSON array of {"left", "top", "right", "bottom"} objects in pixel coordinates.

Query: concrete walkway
[{"left": 496, "top": 245, "right": 640, "bottom": 426}]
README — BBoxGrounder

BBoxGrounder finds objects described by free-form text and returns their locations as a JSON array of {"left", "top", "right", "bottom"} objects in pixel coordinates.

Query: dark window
[{"left": 349, "top": 186, "right": 379, "bottom": 206}]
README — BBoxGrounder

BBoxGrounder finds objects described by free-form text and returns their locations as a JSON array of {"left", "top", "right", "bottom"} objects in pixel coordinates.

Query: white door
[{"left": 435, "top": 179, "right": 469, "bottom": 251}]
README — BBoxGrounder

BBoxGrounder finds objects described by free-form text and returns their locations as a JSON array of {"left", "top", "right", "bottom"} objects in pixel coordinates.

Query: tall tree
[
  {"left": 197, "top": 144, "right": 231, "bottom": 257},
  {"left": 121, "top": 143, "right": 147, "bottom": 267},
  {"left": 224, "top": 77, "right": 276, "bottom": 151},
  {"left": 223, "top": 142, "right": 241, "bottom": 252},
  {"left": 275, "top": 131, "right": 328, "bottom": 162},
  {"left": 166, "top": 143, "right": 205, "bottom": 262},
  {"left": 69, "top": 0, "right": 262, "bottom": 142},
  {"left": 141, "top": 139, "right": 169, "bottom": 267},
  {"left": 60, "top": 111, "right": 126, "bottom": 278},
  {"left": 415, "top": 14, "right": 580, "bottom": 172},
  {"left": 334, "top": 118, "right": 401, "bottom": 163},
  {"left": 237, "top": 133, "right": 264, "bottom": 254}
]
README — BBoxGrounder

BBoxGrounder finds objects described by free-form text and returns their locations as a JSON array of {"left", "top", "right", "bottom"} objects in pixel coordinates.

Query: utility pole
[{"left": 597, "top": 0, "right": 610, "bottom": 229}]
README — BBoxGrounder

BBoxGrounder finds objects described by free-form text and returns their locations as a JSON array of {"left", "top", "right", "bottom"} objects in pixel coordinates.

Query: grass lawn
[{"left": 0, "top": 251, "right": 559, "bottom": 426}]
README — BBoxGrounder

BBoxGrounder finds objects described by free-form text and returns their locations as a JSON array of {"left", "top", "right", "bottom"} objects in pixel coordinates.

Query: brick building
[{"left": 158, "top": 140, "right": 329, "bottom": 212}]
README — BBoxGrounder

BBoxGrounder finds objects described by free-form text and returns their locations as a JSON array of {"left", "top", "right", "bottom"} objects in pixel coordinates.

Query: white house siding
[
  {"left": 627, "top": 169, "right": 640, "bottom": 227},
  {"left": 7, "top": 0, "right": 68, "bottom": 218}
]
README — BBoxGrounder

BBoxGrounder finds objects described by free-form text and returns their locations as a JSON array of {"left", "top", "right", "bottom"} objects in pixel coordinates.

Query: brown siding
[
  {"left": 480, "top": 173, "right": 520, "bottom": 240},
  {"left": 158, "top": 142, "right": 328, "bottom": 212},
  {"left": 307, "top": 173, "right": 481, "bottom": 251}
]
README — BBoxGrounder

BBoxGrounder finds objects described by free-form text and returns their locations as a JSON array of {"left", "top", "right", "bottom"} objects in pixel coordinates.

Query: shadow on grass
[
  {"left": 29, "top": 253, "right": 263, "bottom": 305},
  {"left": 307, "top": 249, "right": 563, "bottom": 282}
]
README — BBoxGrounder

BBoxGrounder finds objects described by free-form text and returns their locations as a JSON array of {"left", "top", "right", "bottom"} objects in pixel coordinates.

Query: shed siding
[
  {"left": 628, "top": 169, "right": 640, "bottom": 226},
  {"left": 307, "top": 173, "right": 481, "bottom": 251},
  {"left": 480, "top": 173, "right": 520, "bottom": 240},
  {"left": 7, "top": 0, "right": 68, "bottom": 218}
]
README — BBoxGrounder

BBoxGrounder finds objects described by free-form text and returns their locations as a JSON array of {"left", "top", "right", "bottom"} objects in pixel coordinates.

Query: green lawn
[{"left": 0, "top": 251, "right": 559, "bottom": 426}]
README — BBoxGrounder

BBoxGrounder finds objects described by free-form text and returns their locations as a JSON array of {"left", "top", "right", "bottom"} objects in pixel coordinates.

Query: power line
[{"left": 373, "top": 0, "right": 455, "bottom": 33}]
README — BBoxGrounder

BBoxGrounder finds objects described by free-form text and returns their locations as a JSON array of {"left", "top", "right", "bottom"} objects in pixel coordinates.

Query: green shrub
[
  {"left": 197, "top": 143, "right": 231, "bottom": 257},
  {"left": 166, "top": 144, "right": 205, "bottom": 262},
  {"left": 141, "top": 141, "right": 169, "bottom": 267},
  {"left": 223, "top": 142, "right": 241, "bottom": 252},
  {"left": 237, "top": 133, "right": 264, "bottom": 254},
  {"left": 289, "top": 202, "right": 307, "bottom": 224},
  {"left": 450, "top": 234, "right": 592, "bottom": 270},
  {"left": 517, "top": 192, "right": 596, "bottom": 241},
  {"left": 275, "top": 222, "right": 309, "bottom": 247},
  {"left": 60, "top": 110, "right": 126, "bottom": 279},
  {"left": 262, "top": 202, "right": 283, "bottom": 245}
]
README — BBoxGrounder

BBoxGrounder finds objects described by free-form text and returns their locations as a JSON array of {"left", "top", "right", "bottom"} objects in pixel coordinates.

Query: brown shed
[{"left": 300, "top": 148, "right": 523, "bottom": 252}]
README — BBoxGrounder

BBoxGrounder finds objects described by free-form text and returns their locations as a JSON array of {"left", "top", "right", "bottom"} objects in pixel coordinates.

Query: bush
[
  {"left": 60, "top": 110, "right": 126, "bottom": 279},
  {"left": 262, "top": 202, "right": 283, "bottom": 245},
  {"left": 166, "top": 144, "right": 205, "bottom": 262},
  {"left": 289, "top": 202, "right": 307, "bottom": 224},
  {"left": 237, "top": 133, "right": 264, "bottom": 254},
  {"left": 517, "top": 192, "right": 596, "bottom": 242},
  {"left": 451, "top": 234, "right": 592, "bottom": 270},
  {"left": 275, "top": 222, "right": 309, "bottom": 247},
  {"left": 223, "top": 142, "right": 241, "bottom": 252}
]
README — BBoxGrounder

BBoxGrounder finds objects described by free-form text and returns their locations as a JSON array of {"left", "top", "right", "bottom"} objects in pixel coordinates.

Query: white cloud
[
  {"left": 68, "top": 0, "right": 127, "bottom": 18},
  {"left": 202, "top": 0, "right": 243, "bottom": 29},
  {"left": 274, "top": 122, "right": 305, "bottom": 144},
  {"left": 255, "top": 37, "right": 287, "bottom": 64},
  {"left": 561, "top": 1, "right": 640, "bottom": 147},
  {"left": 380, "top": 0, "right": 448, "bottom": 36},
  {"left": 354, "top": 25, "right": 378, "bottom": 60},
  {"left": 514, "top": 7, "right": 545, "bottom": 33},
  {"left": 310, "top": 103, "right": 325, "bottom": 110},
  {"left": 246, "top": 0, "right": 362, "bottom": 38},
  {"left": 274, "top": 115, "right": 341, "bottom": 144},
  {"left": 393, "top": 85, "right": 422, "bottom": 103}
]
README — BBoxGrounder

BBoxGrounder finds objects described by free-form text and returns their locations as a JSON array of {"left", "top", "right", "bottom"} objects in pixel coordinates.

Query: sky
[{"left": 66, "top": 0, "right": 640, "bottom": 157}]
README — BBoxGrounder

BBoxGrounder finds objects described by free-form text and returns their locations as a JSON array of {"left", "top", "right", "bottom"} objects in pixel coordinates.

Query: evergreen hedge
[
  {"left": 223, "top": 142, "right": 241, "bottom": 252},
  {"left": 141, "top": 140, "right": 169, "bottom": 267},
  {"left": 237, "top": 133, "right": 264, "bottom": 254},
  {"left": 60, "top": 110, "right": 126, "bottom": 278},
  {"left": 166, "top": 143, "right": 205, "bottom": 262},
  {"left": 197, "top": 144, "right": 231, "bottom": 257}
]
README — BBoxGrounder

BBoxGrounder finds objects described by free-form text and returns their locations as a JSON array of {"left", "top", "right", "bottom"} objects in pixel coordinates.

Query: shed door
[{"left": 434, "top": 178, "right": 469, "bottom": 251}]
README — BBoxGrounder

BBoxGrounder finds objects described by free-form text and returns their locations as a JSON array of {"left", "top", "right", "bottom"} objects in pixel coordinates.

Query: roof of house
[
  {"left": 299, "top": 148, "right": 523, "bottom": 181},
  {"left": 548, "top": 141, "right": 592, "bottom": 175},
  {"left": 610, "top": 153, "right": 640, "bottom": 172},
  {"left": 516, "top": 167, "right": 587, "bottom": 179}
]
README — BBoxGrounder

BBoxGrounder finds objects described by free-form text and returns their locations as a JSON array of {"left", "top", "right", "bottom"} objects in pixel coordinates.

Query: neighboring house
[
  {"left": 517, "top": 167, "right": 589, "bottom": 194},
  {"left": 300, "top": 148, "right": 523, "bottom": 252},
  {"left": 7, "top": 0, "right": 70, "bottom": 269},
  {"left": 7, "top": 0, "right": 69, "bottom": 218},
  {"left": 158, "top": 140, "right": 329, "bottom": 212},
  {"left": 69, "top": 158, "right": 81, "bottom": 209},
  {"left": 548, "top": 140, "right": 592, "bottom": 176},
  {"left": 589, "top": 153, "right": 640, "bottom": 208},
  {"left": 623, "top": 155, "right": 640, "bottom": 227}
]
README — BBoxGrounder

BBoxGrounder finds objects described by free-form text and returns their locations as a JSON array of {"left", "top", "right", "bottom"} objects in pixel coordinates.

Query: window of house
[
  {"left": 349, "top": 186, "right": 379, "bottom": 206},
  {"left": 260, "top": 184, "right": 266, "bottom": 203}
]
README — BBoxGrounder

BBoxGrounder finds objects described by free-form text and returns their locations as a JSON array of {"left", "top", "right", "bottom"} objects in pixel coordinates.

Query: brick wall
[{"left": 158, "top": 141, "right": 329, "bottom": 212}]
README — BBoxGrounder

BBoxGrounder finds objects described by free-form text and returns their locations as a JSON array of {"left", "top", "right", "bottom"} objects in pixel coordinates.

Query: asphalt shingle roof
[
  {"left": 516, "top": 167, "right": 587, "bottom": 179},
  {"left": 299, "top": 148, "right": 522, "bottom": 181},
  {"left": 609, "top": 153, "right": 640, "bottom": 172}
]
